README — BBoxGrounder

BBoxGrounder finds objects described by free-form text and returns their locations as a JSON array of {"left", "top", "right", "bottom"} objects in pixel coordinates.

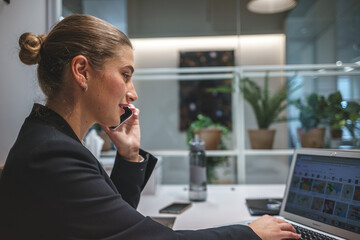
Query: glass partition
[{"left": 61, "top": 0, "right": 360, "bottom": 184}]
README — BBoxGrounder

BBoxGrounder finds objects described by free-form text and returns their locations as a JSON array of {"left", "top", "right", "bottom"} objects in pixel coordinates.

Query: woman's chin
[
  {"left": 110, "top": 121, "right": 120, "bottom": 127},
  {"left": 113, "top": 118, "right": 122, "bottom": 126}
]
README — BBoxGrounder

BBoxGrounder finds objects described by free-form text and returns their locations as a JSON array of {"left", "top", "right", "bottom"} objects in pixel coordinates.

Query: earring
[
  {"left": 81, "top": 81, "right": 88, "bottom": 92},
  {"left": 84, "top": 75, "right": 89, "bottom": 91}
]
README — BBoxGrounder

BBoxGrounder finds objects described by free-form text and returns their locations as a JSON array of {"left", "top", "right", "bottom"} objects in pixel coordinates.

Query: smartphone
[
  {"left": 109, "top": 106, "right": 133, "bottom": 130},
  {"left": 159, "top": 202, "right": 192, "bottom": 214}
]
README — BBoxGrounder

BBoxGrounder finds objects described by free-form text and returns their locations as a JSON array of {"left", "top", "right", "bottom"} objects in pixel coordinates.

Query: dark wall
[{"left": 127, "top": 0, "right": 287, "bottom": 38}]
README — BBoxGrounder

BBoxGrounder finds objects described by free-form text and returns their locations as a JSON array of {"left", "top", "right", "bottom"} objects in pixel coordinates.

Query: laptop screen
[{"left": 284, "top": 153, "right": 360, "bottom": 234}]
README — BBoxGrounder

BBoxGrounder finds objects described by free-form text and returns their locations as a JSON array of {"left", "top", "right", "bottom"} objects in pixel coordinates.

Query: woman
[{"left": 0, "top": 14, "right": 300, "bottom": 240}]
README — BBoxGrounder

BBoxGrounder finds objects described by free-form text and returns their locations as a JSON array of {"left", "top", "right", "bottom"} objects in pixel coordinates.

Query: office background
[{"left": 0, "top": 0, "right": 359, "bottom": 185}]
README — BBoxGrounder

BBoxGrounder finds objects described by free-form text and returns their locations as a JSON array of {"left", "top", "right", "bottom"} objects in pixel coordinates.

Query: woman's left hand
[
  {"left": 249, "top": 215, "right": 301, "bottom": 240},
  {"left": 101, "top": 104, "right": 141, "bottom": 162}
]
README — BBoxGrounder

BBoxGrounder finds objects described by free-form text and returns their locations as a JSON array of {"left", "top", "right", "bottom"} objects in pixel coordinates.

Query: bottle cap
[{"left": 189, "top": 134, "right": 205, "bottom": 151}]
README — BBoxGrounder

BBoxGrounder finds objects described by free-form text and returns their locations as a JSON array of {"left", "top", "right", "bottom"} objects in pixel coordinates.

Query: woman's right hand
[
  {"left": 248, "top": 215, "right": 301, "bottom": 240},
  {"left": 101, "top": 104, "right": 141, "bottom": 162}
]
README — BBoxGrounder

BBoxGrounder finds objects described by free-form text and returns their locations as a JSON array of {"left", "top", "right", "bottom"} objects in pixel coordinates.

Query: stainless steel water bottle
[{"left": 189, "top": 134, "right": 207, "bottom": 201}]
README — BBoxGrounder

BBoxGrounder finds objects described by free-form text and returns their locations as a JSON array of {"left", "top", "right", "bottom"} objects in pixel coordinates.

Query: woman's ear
[{"left": 71, "top": 55, "right": 89, "bottom": 91}]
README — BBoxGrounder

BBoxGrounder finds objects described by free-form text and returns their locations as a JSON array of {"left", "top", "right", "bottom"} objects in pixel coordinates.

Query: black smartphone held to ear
[
  {"left": 159, "top": 202, "right": 192, "bottom": 214},
  {"left": 109, "top": 106, "right": 133, "bottom": 130}
]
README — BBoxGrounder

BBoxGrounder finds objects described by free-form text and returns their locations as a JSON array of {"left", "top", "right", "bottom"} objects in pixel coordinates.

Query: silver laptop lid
[{"left": 280, "top": 148, "right": 360, "bottom": 240}]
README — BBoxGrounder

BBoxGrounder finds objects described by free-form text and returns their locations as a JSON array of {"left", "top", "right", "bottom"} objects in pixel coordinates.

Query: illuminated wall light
[
  {"left": 247, "top": 0, "right": 297, "bottom": 14},
  {"left": 132, "top": 36, "right": 238, "bottom": 49},
  {"left": 131, "top": 34, "right": 284, "bottom": 51},
  {"left": 130, "top": 34, "right": 285, "bottom": 68}
]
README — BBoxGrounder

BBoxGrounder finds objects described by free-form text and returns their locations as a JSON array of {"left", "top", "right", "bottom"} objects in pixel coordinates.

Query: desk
[{"left": 138, "top": 184, "right": 285, "bottom": 230}]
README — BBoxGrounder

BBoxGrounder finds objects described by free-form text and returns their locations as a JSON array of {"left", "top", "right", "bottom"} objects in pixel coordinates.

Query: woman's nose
[{"left": 126, "top": 83, "right": 138, "bottom": 103}]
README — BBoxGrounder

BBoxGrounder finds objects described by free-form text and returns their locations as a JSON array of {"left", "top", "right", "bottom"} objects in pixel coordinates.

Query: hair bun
[{"left": 18, "top": 32, "right": 46, "bottom": 65}]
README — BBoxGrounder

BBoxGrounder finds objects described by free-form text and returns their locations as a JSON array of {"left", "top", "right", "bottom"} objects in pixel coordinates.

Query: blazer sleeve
[
  {"left": 110, "top": 149, "right": 157, "bottom": 208},
  {"left": 28, "top": 139, "right": 260, "bottom": 240}
]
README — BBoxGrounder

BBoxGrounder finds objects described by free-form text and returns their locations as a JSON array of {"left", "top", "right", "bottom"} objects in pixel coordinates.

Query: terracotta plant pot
[
  {"left": 194, "top": 128, "right": 222, "bottom": 150},
  {"left": 248, "top": 129, "right": 276, "bottom": 149},
  {"left": 297, "top": 127, "right": 326, "bottom": 148}
]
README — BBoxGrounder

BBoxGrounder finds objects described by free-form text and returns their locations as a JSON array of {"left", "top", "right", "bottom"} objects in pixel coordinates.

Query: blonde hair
[{"left": 18, "top": 14, "right": 132, "bottom": 99}]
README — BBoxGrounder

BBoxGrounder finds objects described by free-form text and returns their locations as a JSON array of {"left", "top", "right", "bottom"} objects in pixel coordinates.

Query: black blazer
[{"left": 0, "top": 104, "right": 260, "bottom": 240}]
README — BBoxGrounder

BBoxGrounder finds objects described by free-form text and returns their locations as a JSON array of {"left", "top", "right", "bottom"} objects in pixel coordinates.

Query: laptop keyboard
[{"left": 286, "top": 225, "right": 338, "bottom": 240}]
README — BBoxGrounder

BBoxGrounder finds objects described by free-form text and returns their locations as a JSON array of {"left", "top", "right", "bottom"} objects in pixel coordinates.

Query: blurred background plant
[
  {"left": 239, "top": 74, "right": 298, "bottom": 129},
  {"left": 186, "top": 114, "right": 233, "bottom": 183},
  {"left": 323, "top": 92, "right": 351, "bottom": 139},
  {"left": 292, "top": 93, "right": 328, "bottom": 131},
  {"left": 208, "top": 73, "right": 298, "bottom": 149},
  {"left": 292, "top": 91, "right": 360, "bottom": 148},
  {"left": 342, "top": 101, "right": 360, "bottom": 148},
  {"left": 186, "top": 114, "right": 228, "bottom": 149}
]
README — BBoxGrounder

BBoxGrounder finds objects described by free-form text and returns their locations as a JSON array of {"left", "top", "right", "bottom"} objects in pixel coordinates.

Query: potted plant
[
  {"left": 343, "top": 101, "right": 360, "bottom": 148},
  {"left": 186, "top": 114, "right": 228, "bottom": 150},
  {"left": 323, "top": 92, "right": 360, "bottom": 148},
  {"left": 323, "top": 91, "right": 347, "bottom": 140},
  {"left": 292, "top": 93, "right": 327, "bottom": 148},
  {"left": 239, "top": 74, "right": 295, "bottom": 149}
]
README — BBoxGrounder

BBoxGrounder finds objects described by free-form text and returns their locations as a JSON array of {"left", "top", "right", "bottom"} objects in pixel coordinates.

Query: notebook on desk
[
  {"left": 276, "top": 148, "right": 360, "bottom": 240},
  {"left": 246, "top": 198, "right": 282, "bottom": 216}
]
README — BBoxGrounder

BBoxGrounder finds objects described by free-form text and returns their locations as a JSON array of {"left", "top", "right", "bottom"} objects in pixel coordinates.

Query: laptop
[{"left": 278, "top": 148, "right": 360, "bottom": 240}]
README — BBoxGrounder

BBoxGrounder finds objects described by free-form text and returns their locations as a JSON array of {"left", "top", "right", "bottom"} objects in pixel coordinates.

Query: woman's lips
[
  {"left": 119, "top": 105, "right": 126, "bottom": 114},
  {"left": 119, "top": 104, "right": 131, "bottom": 115}
]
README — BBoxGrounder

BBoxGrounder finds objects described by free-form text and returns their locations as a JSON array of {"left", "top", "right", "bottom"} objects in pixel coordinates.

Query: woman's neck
[{"left": 46, "top": 97, "right": 94, "bottom": 141}]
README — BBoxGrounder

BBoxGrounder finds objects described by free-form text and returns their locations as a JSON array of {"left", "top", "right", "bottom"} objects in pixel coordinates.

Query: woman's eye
[{"left": 122, "top": 73, "right": 131, "bottom": 82}]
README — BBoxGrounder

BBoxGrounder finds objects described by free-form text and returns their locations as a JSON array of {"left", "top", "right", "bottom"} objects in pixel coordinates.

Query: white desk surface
[{"left": 138, "top": 184, "right": 285, "bottom": 230}]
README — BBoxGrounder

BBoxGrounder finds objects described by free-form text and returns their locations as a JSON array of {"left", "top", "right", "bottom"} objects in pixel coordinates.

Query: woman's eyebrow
[{"left": 124, "top": 65, "right": 134, "bottom": 74}]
